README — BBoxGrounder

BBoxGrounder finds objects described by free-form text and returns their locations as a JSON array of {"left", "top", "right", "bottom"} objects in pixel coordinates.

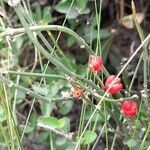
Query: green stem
[
  {"left": 74, "top": 33, "right": 150, "bottom": 148},
  {"left": 78, "top": 102, "right": 87, "bottom": 149},
  {"left": 1, "top": 72, "right": 139, "bottom": 105},
  {"left": 110, "top": 115, "right": 122, "bottom": 150},
  {"left": 8, "top": 70, "right": 66, "bottom": 80},
  {"left": 139, "top": 123, "right": 150, "bottom": 150},
  {"left": 50, "top": 131, "right": 54, "bottom": 150},
  {"left": 37, "top": 32, "right": 60, "bottom": 61},
  {"left": 13, "top": 74, "right": 20, "bottom": 123},
  {"left": 14, "top": 6, "right": 103, "bottom": 94},
  {"left": 3, "top": 84, "right": 15, "bottom": 150},
  {"left": 1, "top": 25, "right": 94, "bottom": 54},
  {"left": 0, "top": 123, "right": 11, "bottom": 150},
  {"left": 110, "top": 127, "right": 118, "bottom": 150},
  {"left": 104, "top": 101, "right": 108, "bottom": 150},
  {"left": 0, "top": 24, "right": 111, "bottom": 76},
  {"left": 0, "top": 74, "right": 73, "bottom": 103},
  {"left": 78, "top": 102, "right": 85, "bottom": 139},
  {"left": 131, "top": 0, "right": 148, "bottom": 111},
  {"left": 91, "top": 115, "right": 110, "bottom": 150},
  {"left": 9, "top": 4, "right": 106, "bottom": 95},
  {"left": 129, "top": 54, "right": 143, "bottom": 92},
  {"left": 130, "top": 98, "right": 143, "bottom": 149}
]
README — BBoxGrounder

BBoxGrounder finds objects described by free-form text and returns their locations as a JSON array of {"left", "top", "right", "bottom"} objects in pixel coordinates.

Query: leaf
[
  {"left": 13, "top": 36, "right": 24, "bottom": 51},
  {"left": 60, "top": 117, "right": 70, "bottom": 133},
  {"left": 55, "top": 0, "right": 89, "bottom": 18},
  {"left": 55, "top": 0, "right": 78, "bottom": 19},
  {"left": 59, "top": 54, "right": 75, "bottom": 72},
  {"left": 124, "top": 139, "right": 138, "bottom": 148},
  {"left": 81, "top": 26, "right": 97, "bottom": 43},
  {"left": 41, "top": 102, "right": 55, "bottom": 116},
  {"left": 78, "top": 26, "right": 111, "bottom": 43},
  {"left": 56, "top": 137, "right": 67, "bottom": 146},
  {"left": 21, "top": 113, "right": 37, "bottom": 133},
  {"left": 59, "top": 101, "right": 73, "bottom": 115},
  {"left": 36, "top": 132, "right": 49, "bottom": 143},
  {"left": 37, "top": 116, "right": 65, "bottom": 130},
  {"left": 43, "top": 6, "right": 52, "bottom": 23},
  {"left": 58, "top": 119, "right": 66, "bottom": 128},
  {"left": 76, "top": 0, "right": 88, "bottom": 10},
  {"left": 48, "top": 80, "right": 68, "bottom": 97},
  {"left": 76, "top": 64, "right": 87, "bottom": 77},
  {"left": 23, "top": 125, "right": 34, "bottom": 133},
  {"left": 102, "top": 36, "right": 113, "bottom": 63},
  {"left": 32, "top": 83, "right": 49, "bottom": 96},
  {"left": 16, "top": 90, "right": 26, "bottom": 104},
  {"left": 121, "top": 13, "right": 144, "bottom": 29},
  {"left": 82, "top": 130, "right": 97, "bottom": 144},
  {"left": 67, "top": 36, "right": 76, "bottom": 47},
  {"left": 66, "top": 143, "right": 76, "bottom": 150},
  {"left": 29, "top": 113, "right": 37, "bottom": 129},
  {"left": 100, "top": 29, "right": 111, "bottom": 39},
  {"left": 34, "top": 4, "right": 42, "bottom": 20}
]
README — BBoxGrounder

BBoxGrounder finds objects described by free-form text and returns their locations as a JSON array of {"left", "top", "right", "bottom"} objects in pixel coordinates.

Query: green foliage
[
  {"left": 55, "top": 0, "right": 89, "bottom": 19},
  {"left": 37, "top": 116, "right": 65, "bottom": 130},
  {"left": 124, "top": 139, "right": 138, "bottom": 148},
  {"left": 82, "top": 130, "right": 97, "bottom": 144},
  {"left": 59, "top": 101, "right": 73, "bottom": 115},
  {"left": 0, "top": 0, "right": 149, "bottom": 149}
]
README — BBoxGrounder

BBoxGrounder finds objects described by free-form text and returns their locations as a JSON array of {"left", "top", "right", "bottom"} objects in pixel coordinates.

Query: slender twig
[
  {"left": 0, "top": 25, "right": 94, "bottom": 54},
  {"left": 131, "top": 0, "right": 148, "bottom": 109},
  {"left": 8, "top": 70, "right": 66, "bottom": 80},
  {"left": 139, "top": 123, "right": 150, "bottom": 150},
  {"left": 1, "top": 72, "right": 138, "bottom": 105},
  {"left": 0, "top": 121, "right": 11, "bottom": 150},
  {"left": 0, "top": 74, "right": 72, "bottom": 103},
  {"left": 91, "top": 116, "right": 110, "bottom": 150},
  {"left": 13, "top": 74, "right": 20, "bottom": 123}
]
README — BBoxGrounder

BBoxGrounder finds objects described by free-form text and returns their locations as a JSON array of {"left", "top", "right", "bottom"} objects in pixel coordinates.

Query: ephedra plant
[{"left": 0, "top": 0, "right": 149, "bottom": 149}]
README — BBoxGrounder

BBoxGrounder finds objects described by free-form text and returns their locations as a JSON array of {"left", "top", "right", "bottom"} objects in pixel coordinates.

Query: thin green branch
[
  {"left": 0, "top": 72, "right": 137, "bottom": 105},
  {"left": 0, "top": 25, "right": 94, "bottom": 54},
  {"left": 8, "top": 70, "right": 66, "bottom": 80},
  {"left": 139, "top": 123, "right": 150, "bottom": 150}
]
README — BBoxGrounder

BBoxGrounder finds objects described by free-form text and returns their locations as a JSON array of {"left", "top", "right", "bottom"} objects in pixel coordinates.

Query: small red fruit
[
  {"left": 104, "top": 75, "right": 123, "bottom": 94},
  {"left": 120, "top": 100, "right": 137, "bottom": 118},
  {"left": 88, "top": 55, "right": 103, "bottom": 74}
]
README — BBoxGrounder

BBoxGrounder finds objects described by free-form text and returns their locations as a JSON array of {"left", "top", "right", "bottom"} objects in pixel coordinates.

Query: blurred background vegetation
[{"left": 0, "top": 0, "right": 150, "bottom": 149}]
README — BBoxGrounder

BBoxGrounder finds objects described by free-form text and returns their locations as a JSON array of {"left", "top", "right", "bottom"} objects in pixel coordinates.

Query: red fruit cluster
[
  {"left": 120, "top": 100, "right": 137, "bottom": 118},
  {"left": 88, "top": 55, "right": 138, "bottom": 118},
  {"left": 88, "top": 55, "right": 103, "bottom": 74},
  {"left": 104, "top": 75, "right": 123, "bottom": 94}
]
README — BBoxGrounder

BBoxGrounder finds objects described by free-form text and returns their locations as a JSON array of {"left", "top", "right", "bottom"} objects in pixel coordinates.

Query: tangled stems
[
  {"left": 0, "top": 24, "right": 109, "bottom": 77},
  {"left": 2, "top": 2, "right": 150, "bottom": 149},
  {"left": 74, "top": 32, "right": 150, "bottom": 150},
  {"left": 0, "top": 25, "right": 94, "bottom": 54},
  {"left": 0, "top": 27, "right": 110, "bottom": 75},
  {"left": 139, "top": 123, "right": 150, "bottom": 150},
  {"left": 0, "top": 0, "right": 137, "bottom": 105},
  {"left": 0, "top": 71, "right": 137, "bottom": 104},
  {"left": 4, "top": 4, "right": 107, "bottom": 97}
]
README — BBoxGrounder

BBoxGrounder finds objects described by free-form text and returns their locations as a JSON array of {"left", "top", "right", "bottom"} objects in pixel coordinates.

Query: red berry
[
  {"left": 89, "top": 55, "right": 103, "bottom": 74},
  {"left": 120, "top": 100, "right": 138, "bottom": 118},
  {"left": 104, "top": 75, "right": 123, "bottom": 94}
]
